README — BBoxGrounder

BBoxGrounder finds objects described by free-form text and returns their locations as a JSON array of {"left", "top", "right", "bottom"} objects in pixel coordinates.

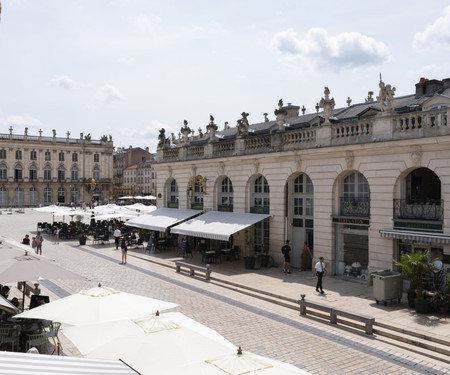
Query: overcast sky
[{"left": 1, "top": 0, "right": 449, "bottom": 152}]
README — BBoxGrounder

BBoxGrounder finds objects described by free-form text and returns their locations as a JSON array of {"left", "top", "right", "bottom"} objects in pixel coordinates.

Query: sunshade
[
  {"left": 62, "top": 311, "right": 236, "bottom": 374},
  {"left": 165, "top": 348, "right": 312, "bottom": 374},
  {"left": 170, "top": 211, "right": 271, "bottom": 241},
  {"left": 94, "top": 213, "right": 137, "bottom": 221},
  {"left": 123, "top": 203, "right": 157, "bottom": 213},
  {"left": 14, "top": 285, "right": 177, "bottom": 325},
  {"left": 0, "top": 351, "right": 138, "bottom": 375},
  {"left": 0, "top": 251, "right": 85, "bottom": 310},
  {"left": 0, "top": 294, "right": 19, "bottom": 315},
  {"left": 125, "top": 208, "right": 202, "bottom": 232}
]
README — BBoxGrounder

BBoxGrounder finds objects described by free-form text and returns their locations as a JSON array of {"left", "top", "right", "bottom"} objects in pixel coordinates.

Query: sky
[{"left": 1, "top": 0, "right": 450, "bottom": 153}]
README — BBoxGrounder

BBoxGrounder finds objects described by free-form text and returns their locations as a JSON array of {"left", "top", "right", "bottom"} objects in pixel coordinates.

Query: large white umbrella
[
  {"left": 0, "top": 294, "right": 19, "bottom": 315},
  {"left": 0, "top": 251, "right": 85, "bottom": 310},
  {"left": 162, "top": 347, "right": 312, "bottom": 375},
  {"left": 94, "top": 213, "right": 137, "bottom": 221},
  {"left": 15, "top": 285, "right": 177, "bottom": 325},
  {"left": 62, "top": 312, "right": 236, "bottom": 374},
  {"left": 124, "top": 203, "right": 157, "bottom": 213}
]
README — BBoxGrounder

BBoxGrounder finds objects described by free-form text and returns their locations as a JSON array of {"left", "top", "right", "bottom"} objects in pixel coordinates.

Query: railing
[
  {"left": 284, "top": 128, "right": 316, "bottom": 146},
  {"left": 186, "top": 146, "right": 204, "bottom": 159},
  {"left": 163, "top": 148, "right": 179, "bottom": 161},
  {"left": 213, "top": 141, "right": 235, "bottom": 157},
  {"left": 191, "top": 203, "right": 203, "bottom": 210},
  {"left": 332, "top": 120, "right": 373, "bottom": 139},
  {"left": 394, "top": 108, "right": 448, "bottom": 132},
  {"left": 250, "top": 206, "right": 269, "bottom": 214},
  {"left": 167, "top": 202, "right": 178, "bottom": 208},
  {"left": 393, "top": 199, "right": 443, "bottom": 221},
  {"left": 340, "top": 197, "right": 370, "bottom": 217},
  {"left": 245, "top": 136, "right": 271, "bottom": 150},
  {"left": 217, "top": 204, "right": 233, "bottom": 212}
]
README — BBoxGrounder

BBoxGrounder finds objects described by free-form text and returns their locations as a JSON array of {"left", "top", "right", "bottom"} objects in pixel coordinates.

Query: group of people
[
  {"left": 281, "top": 240, "right": 329, "bottom": 294},
  {"left": 22, "top": 232, "right": 44, "bottom": 255}
]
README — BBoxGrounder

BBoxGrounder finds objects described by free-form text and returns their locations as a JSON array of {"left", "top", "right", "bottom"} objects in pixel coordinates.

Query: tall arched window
[
  {"left": 44, "top": 187, "right": 52, "bottom": 204},
  {"left": 341, "top": 172, "right": 370, "bottom": 217},
  {"left": 251, "top": 176, "right": 270, "bottom": 253},
  {"left": 14, "top": 164, "right": 23, "bottom": 180},
  {"left": 58, "top": 165, "right": 65, "bottom": 181},
  {"left": 44, "top": 165, "right": 52, "bottom": 180},
  {"left": 58, "top": 187, "right": 66, "bottom": 203},
  {"left": 14, "top": 187, "right": 23, "bottom": 206},
  {"left": 29, "top": 165, "right": 37, "bottom": 181},
  {"left": 93, "top": 166, "right": 100, "bottom": 180},
  {"left": 29, "top": 187, "right": 38, "bottom": 205},
  {"left": 218, "top": 177, "right": 233, "bottom": 211},
  {"left": 0, "top": 164, "right": 7, "bottom": 180},
  {"left": 168, "top": 179, "right": 178, "bottom": 208},
  {"left": 0, "top": 187, "right": 8, "bottom": 206},
  {"left": 71, "top": 166, "right": 78, "bottom": 181},
  {"left": 71, "top": 187, "right": 79, "bottom": 205}
]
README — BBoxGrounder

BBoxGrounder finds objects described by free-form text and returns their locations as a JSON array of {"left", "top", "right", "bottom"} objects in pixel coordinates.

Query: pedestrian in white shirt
[{"left": 313, "top": 257, "right": 329, "bottom": 294}]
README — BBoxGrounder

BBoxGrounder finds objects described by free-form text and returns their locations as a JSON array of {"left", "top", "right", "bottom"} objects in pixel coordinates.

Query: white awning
[
  {"left": 379, "top": 228, "right": 450, "bottom": 244},
  {"left": 0, "top": 294, "right": 19, "bottom": 314},
  {"left": 0, "top": 351, "right": 137, "bottom": 375},
  {"left": 170, "top": 211, "right": 271, "bottom": 241},
  {"left": 124, "top": 208, "right": 202, "bottom": 232}
]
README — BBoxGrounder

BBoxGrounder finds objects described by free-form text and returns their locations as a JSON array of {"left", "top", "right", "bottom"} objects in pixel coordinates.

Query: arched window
[
  {"left": 58, "top": 187, "right": 65, "bottom": 203},
  {"left": 14, "top": 187, "right": 23, "bottom": 206},
  {"left": 71, "top": 187, "right": 79, "bottom": 205},
  {"left": 252, "top": 176, "right": 270, "bottom": 211},
  {"left": 44, "top": 165, "right": 52, "bottom": 180},
  {"left": 14, "top": 164, "right": 23, "bottom": 180},
  {"left": 0, "top": 164, "right": 7, "bottom": 180},
  {"left": 168, "top": 179, "right": 178, "bottom": 208},
  {"left": 341, "top": 172, "right": 370, "bottom": 217},
  {"left": 44, "top": 187, "right": 52, "bottom": 204},
  {"left": 0, "top": 187, "right": 8, "bottom": 206},
  {"left": 58, "top": 165, "right": 65, "bottom": 181},
  {"left": 293, "top": 174, "right": 314, "bottom": 217},
  {"left": 29, "top": 187, "right": 38, "bottom": 205},
  {"left": 218, "top": 177, "right": 233, "bottom": 211},
  {"left": 93, "top": 166, "right": 100, "bottom": 180},
  {"left": 71, "top": 166, "right": 78, "bottom": 180},
  {"left": 29, "top": 165, "right": 37, "bottom": 181}
]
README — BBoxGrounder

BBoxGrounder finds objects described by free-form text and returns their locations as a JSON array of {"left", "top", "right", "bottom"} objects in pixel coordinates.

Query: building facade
[
  {"left": 0, "top": 129, "right": 113, "bottom": 207},
  {"left": 154, "top": 77, "right": 450, "bottom": 275}
]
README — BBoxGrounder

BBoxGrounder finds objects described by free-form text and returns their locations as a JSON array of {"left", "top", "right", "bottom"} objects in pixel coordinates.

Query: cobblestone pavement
[{"left": 1, "top": 209, "right": 449, "bottom": 375}]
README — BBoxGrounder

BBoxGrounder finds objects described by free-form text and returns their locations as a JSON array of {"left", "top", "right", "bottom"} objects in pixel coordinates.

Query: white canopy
[
  {"left": 170, "top": 211, "right": 271, "bottom": 241},
  {"left": 0, "top": 351, "right": 137, "bottom": 375},
  {"left": 125, "top": 208, "right": 202, "bottom": 232}
]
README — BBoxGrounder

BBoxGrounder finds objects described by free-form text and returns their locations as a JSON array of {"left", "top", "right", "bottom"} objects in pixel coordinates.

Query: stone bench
[
  {"left": 175, "top": 261, "right": 211, "bottom": 281},
  {"left": 298, "top": 295, "right": 375, "bottom": 335}
]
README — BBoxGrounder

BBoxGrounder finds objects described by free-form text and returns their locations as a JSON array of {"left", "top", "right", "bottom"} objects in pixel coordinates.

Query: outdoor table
[
  {"left": 221, "top": 248, "right": 232, "bottom": 261},
  {"left": 203, "top": 251, "right": 216, "bottom": 264}
]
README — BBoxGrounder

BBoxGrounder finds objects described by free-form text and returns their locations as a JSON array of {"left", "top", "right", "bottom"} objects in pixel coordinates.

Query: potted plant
[
  {"left": 243, "top": 230, "right": 256, "bottom": 270},
  {"left": 432, "top": 291, "right": 448, "bottom": 314},
  {"left": 394, "top": 251, "right": 435, "bottom": 313},
  {"left": 75, "top": 215, "right": 88, "bottom": 246}
]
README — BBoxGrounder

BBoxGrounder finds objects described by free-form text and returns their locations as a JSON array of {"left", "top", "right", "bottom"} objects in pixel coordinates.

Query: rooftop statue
[{"left": 377, "top": 75, "right": 396, "bottom": 112}]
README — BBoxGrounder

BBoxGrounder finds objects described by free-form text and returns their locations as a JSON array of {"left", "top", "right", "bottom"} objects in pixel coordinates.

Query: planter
[
  {"left": 407, "top": 295, "right": 416, "bottom": 308},
  {"left": 79, "top": 236, "right": 87, "bottom": 246},
  {"left": 243, "top": 256, "right": 256, "bottom": 270},
  {"left": 414, "top": 299, "right": 431, "bottom": 314},
  {"left": 438, "top": 306, "right": 447, "bottom": 314}
]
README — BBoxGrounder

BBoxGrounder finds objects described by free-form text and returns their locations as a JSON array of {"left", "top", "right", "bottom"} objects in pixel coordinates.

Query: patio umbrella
[
  {"left": 62, "top": 311, "right": 236, "bottom": 374},
  {"left": 0, "top": 294, "right": 19, "bottom": 315},
  {"left": 15, "top": 285, "right": 178, "bottom": 325},
  {"left": 0, "top": 251, "right": 85, "bottom": 310}
]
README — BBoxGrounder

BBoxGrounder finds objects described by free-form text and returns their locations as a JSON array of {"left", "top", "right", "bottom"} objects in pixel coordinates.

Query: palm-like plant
[{"left": 394, "top": 251, "right": 435, "bottom": 301}]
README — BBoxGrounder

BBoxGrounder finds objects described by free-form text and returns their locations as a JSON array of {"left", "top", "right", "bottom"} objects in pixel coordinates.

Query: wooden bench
[
  {"left": 298, "top": 295, "right": 375, "bottom": 335},
  {"left": 175, "top": 261, "right": 211, "bottom": 281}
]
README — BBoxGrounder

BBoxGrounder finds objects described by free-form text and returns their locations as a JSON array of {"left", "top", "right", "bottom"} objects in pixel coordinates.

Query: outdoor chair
[
  {"left": 136, "top": 238, "right": 145, "bottom": 249},
  {"left": 0, "top": 325, "right": 19, "bottom": 351},
  {"left": 26, "top": 333, "right": 49, "bottom": 354},
  {"left": 44, "top": 321, "right": 61, "bottom": 347}
]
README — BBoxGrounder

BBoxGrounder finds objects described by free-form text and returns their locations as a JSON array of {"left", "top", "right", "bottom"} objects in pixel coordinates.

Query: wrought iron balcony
[
  {"left": 394, "top": 199, "right": 443, "bottom": 221},
  {"left": 340, "top": 197, "right": 370, "bottom": 217}
]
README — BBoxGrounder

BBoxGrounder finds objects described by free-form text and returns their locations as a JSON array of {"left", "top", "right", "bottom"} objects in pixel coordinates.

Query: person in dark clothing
[
  {"left": 281, "top": 240, "right": 292, "bottom": 274},
  {"left": 313, "top": 257, "right": 329, "bottom": 294}
]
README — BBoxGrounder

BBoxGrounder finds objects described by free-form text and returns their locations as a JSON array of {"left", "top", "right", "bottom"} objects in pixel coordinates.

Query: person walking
[
  {"left": 281, "top": 240, "right": 292, "bottom": 274},
  {"left": 31, "top": 237, "right": 38, "bottom": 254},
  {"left": 120, "top": 237, "right": 128, "bottom": 264},
  {"left": 35, "top": 232, "right": 44, "bottom": 255},
  {"left": 301, "top": 241, "right": 313, "bottom": 271},
  {"left": 54, "top": 227, "right": 60, "bottom": 244},
  {"left": 313, "top": 256, "right": 329, "bottom": 294},
  {"left": 114, "top": 226, "right": 121, "bottom": 250}
]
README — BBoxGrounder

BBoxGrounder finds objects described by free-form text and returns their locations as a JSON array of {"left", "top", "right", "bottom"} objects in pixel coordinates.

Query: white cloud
[
  {"left": 270, "top": 27, "right": 391, "bottom": 71},
  {"left": 49, "top": 75, "right": 90, "bottom": 90},
  {"left": 414, "top": 6, "right": 450, "bottom": 50},
  {"left": 135, "top": 13, "right": 162, "bottom": 32},
  {"left": 96, "top": 84, "right": 125, "bottom": 104},
  {"left": 0, "top": 114, "right": 43, "bottom": 131},
  {"left": 418, "top": 63, "right": 450, "bottom": 79}
]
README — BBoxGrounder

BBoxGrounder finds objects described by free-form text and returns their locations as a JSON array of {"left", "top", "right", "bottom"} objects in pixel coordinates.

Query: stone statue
[
  {"left": 198, "top": 127, "right": 204, "bottom": 137},
  {"left": 158, "top": 128, "right": 166, "bottom": 147},
  {"left": 264, "top": 113, "right": 269, "bottom": 122},
  {"left": 85, "top": 133, "right": 91, "bottom": 140},
  {"left": 80, "top": 132, "right": 83, "bottom": 139},
  {"left": 376, "top": 75, "right": 396, "bottom": 112},
  {"left": 319, "top": 87, "right": 335, "bottom": 122},
  {"left": 278, "top": 99, "right": 283, "bottom": 109},
  {"left": 52, "top": 129, "right": 56, "bottom": 137},
  {"left": 24, "top": 127, "right": 28, "bottom": 136},
  {"left": 237, "top": 112, "right": 249, "bottom": 136},
  {"left": 209, "top": 115, "right": 214, "bottom": 123},
  {"left": 171, "top": 132, "right": 176, "bottom": 143},
  {"left": 109, "top": 135, "right": 112, "bottom": 141},
  {"left": 180, "top": 121, "right": 191, "bottom": 144}
]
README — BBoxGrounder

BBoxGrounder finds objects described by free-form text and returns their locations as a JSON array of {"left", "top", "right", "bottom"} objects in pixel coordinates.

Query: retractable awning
[
  {"left": 170, "top": 211, "right": 271, "bottom": 241},
  {"left": 379, "top": 228, "right": 450, "bottom": 244},
  {"left": 124, "top": 208, "right": 202, "bottom": 232},
  {"left": 0, "top": 351, "right": 137, "bottom": 374}
]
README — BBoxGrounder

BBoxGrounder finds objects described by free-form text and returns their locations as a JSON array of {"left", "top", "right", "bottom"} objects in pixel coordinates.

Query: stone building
[
  {"left": 0, "top": 128, "right": 113, "bottom": 207},
  {"left": 154, "top": 77, "right": 450, "bottom": 275}
]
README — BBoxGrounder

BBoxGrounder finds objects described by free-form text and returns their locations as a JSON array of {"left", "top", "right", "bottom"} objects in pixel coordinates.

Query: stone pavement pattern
[{"left": 1, "top": 209, "right": 449, "bottom": 375}]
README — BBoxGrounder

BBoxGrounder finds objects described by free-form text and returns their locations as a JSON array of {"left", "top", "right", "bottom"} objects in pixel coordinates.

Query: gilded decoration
[{"left": 188, "top": 175, "right": 208, "bottom": 195}]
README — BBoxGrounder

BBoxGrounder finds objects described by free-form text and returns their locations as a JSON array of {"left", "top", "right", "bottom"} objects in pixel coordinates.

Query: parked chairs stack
[
  {"left": 25, "top": 333, "right": 49, "bottom": 354},
  {"left": 0, "top": 325, "right": 19, "bottom": 351},
  {"left": 44, "top": 321, "right": 61, "bottom": 347}
]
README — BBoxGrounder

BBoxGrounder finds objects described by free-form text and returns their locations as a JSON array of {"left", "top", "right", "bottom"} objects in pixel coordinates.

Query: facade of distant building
[
  {"left": 136, "top": 158, "right": 157, "bottom": 196},
  {"left": 154, "top": 77, "right": 450, "bottom": 275},
  {"left": 113, "top": 146, "right": 152, "bottom": 198},
  {"left": 0, "top": 129, "right": 113, "bottom": 207}
]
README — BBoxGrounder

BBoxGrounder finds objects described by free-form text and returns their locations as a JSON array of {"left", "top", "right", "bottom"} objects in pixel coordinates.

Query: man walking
[
  {"left": 313, "top": 256, "right": 329, "bottom": 294},
  {"left": 281, "top": 240, "right": 292, "bottom": 274},
  {"left": 114, "top": 226, "right": 121, "bottom": 250},
  {"left": 35, "top": 232, "right": 44, "bottom": 255}
]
